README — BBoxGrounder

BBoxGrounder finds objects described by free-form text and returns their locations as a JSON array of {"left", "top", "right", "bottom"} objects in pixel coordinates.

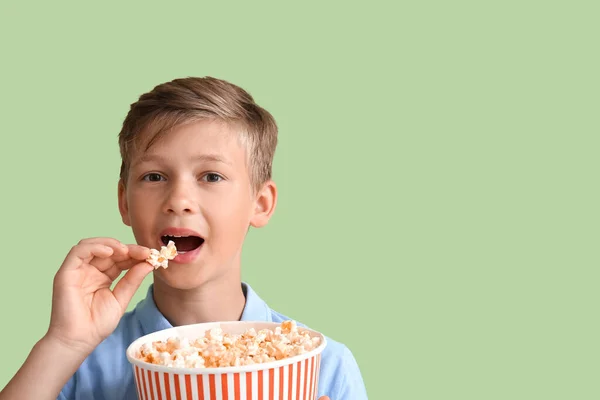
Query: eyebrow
[{"left": 131, "top": 154, "right": 232, "bottom": 168}]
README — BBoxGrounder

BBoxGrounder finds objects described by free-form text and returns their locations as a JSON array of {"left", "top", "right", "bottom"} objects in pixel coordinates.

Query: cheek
[
  {"left": 206, "top": 203, "right": 251, "bottom": 242},
  {"left": 128, "top": 193, "right": 155, "bottom": 228}
]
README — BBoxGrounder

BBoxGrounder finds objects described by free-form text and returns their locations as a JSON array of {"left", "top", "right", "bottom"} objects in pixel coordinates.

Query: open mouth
[{"left": 161, "top": 235, "right": 204, "bottom": 254}]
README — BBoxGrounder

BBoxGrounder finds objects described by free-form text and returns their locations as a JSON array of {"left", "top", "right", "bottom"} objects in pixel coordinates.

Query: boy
[{"left": 0, "top": 77, "right": 367, "bottom": 399}]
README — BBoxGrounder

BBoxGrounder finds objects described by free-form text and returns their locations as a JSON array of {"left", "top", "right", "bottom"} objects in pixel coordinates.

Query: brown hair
[{"left": 118, "top": 76, "right": 278, "bottom": 190}]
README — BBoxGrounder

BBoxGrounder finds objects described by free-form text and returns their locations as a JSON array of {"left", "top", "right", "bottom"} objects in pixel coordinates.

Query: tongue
[{"left": 169, "top": 236, "right": 203, "bottom": 252}]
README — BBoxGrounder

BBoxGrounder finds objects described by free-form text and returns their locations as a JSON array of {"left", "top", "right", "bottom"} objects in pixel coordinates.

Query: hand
[
  {"left": 319, "top": 397, "right": 330, "bottom": 400},
  {"left": 46, "top": 238, "right": 154, "bottom": 354}
]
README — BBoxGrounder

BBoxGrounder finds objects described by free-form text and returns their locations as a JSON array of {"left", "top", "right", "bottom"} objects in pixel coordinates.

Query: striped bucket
[{"left": 126, "top": 321, "right": 327, "bottom": 400}]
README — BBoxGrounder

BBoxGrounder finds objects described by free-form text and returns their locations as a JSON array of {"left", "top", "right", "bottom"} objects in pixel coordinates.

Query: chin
[{"left": 152, "top": 267, "right": 214, "bottom": 291}]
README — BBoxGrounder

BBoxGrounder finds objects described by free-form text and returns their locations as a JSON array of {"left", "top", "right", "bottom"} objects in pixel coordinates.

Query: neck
[{"left": 152, "top": 273, "right": 246, "bottom": 327}]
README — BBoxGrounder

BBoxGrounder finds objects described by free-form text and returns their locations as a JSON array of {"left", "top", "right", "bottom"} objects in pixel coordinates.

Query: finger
[
  {"left": 60, "top": 243, "right": 114, "bottom": 272},
  {"left": 126, "top": 244, "right": 151, "bottom": 261},
  {"left": 110, "top": 245, "right": 151, "bottom": 271},
  {"left": 78, "top": 237, "right": 128, "bottom": 249},
  {"left": 92, "top": 244, "right": 148, "bottom": 272},
  {"left": 102, "top": 247, "right": 152, "bottom": 281},
  {"left": 104, "top": 259, "right": 148, "bottom": 281},
  {"left": 113, "top": 259, "right": 148, "bottom": 273},
  {"left": 112, "top": 262, "right": 155, "bottom": 311},
  {"left": 76, "top": 238, "right": 129, "bottom": 272},
  {"left": 98, "top": 244, "right": 151, "bottom": 271},
  {"left": 89, "top": 245, "right": 129, "bottom": 273}
]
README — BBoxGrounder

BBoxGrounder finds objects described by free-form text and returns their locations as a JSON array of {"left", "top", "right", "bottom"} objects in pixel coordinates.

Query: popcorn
[
  {"left": 146, "top": 240, "right": 178, "bottom": 269},
  {"left": 136, "top": 321, "right": 321, "bottom": 368}
]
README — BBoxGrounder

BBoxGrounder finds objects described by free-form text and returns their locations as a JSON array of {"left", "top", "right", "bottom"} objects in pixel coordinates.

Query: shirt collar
[
  {"left": 135, "top": 282, "right": 272, "bottom": 335},
  {"left": 239, "top": 282, "right": 272, "bottom": 322}
]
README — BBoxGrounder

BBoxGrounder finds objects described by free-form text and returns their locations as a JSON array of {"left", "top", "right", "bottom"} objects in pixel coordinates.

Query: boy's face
[{"left": 118, "top": 120, "right": 276, "bottom": 290}]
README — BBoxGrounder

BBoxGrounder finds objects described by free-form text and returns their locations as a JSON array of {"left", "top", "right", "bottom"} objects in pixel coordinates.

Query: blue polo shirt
[{"left": 59, "top": 283, "right": 368, "bottom": 399}]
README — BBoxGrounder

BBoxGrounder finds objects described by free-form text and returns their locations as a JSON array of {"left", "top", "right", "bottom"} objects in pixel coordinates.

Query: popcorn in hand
[{"left": 146, "top": 240, "right": 178, "bottom": 269}]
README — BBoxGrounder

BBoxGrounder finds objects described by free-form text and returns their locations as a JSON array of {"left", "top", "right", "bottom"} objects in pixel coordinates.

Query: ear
[
  {"left": 250, "top": 180, "right": 277, "bottom": 228},
  {"left": 118, "top": 179, "right": 132, "bottom": 227}
]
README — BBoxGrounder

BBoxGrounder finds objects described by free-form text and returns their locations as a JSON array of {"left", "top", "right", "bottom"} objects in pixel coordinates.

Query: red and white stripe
[{"left": 133, "top": 354, "right": 321, "bottom": 400}]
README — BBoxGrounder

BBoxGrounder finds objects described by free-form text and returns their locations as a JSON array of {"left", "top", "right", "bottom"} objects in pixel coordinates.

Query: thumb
[{"left": 112, "top": 261, "right": 154, "bottom": 311}]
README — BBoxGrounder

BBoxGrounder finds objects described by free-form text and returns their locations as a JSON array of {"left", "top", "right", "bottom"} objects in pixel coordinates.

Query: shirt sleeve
[{"left": 333, "top": 346, "right": 369, "bottom": 400}]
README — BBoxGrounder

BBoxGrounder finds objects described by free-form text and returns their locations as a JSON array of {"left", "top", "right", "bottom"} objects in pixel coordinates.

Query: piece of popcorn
[
  {"left": 206, "top": 327, "right": 224, "bottom": 342},
  {"left": 281, "top": 320, "right": 296, "bottom": 334},
  {"left": 146, "top": 240, "right": 178, "bottom": 269}
]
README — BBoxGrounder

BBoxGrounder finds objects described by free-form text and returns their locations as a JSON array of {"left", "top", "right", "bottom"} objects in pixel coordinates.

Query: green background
[{"left": 0, "top": 1, "right": 598, "bottom": 398}]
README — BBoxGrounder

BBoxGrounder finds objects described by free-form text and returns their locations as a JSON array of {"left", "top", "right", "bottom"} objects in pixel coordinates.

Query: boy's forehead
[{"left": 130, "top": 120, "right": 247, "bottom": 163}]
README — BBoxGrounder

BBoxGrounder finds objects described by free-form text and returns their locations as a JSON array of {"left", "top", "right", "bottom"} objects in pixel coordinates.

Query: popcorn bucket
[{"left": 126, "top": 321, "right": 327, "bottom": 400}]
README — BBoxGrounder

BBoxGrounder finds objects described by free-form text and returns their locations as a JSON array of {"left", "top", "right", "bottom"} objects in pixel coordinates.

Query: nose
[{"left": 162, "top": 180, "right": 199, "bottom": 215}]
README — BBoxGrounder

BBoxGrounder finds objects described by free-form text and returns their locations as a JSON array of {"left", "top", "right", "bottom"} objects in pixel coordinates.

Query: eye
[
  {"left": 203, "top": 173, "right": 223, "bottom": 183},
  {"left": 142, "top": 173, "right": 165, "bottom": 182}
]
